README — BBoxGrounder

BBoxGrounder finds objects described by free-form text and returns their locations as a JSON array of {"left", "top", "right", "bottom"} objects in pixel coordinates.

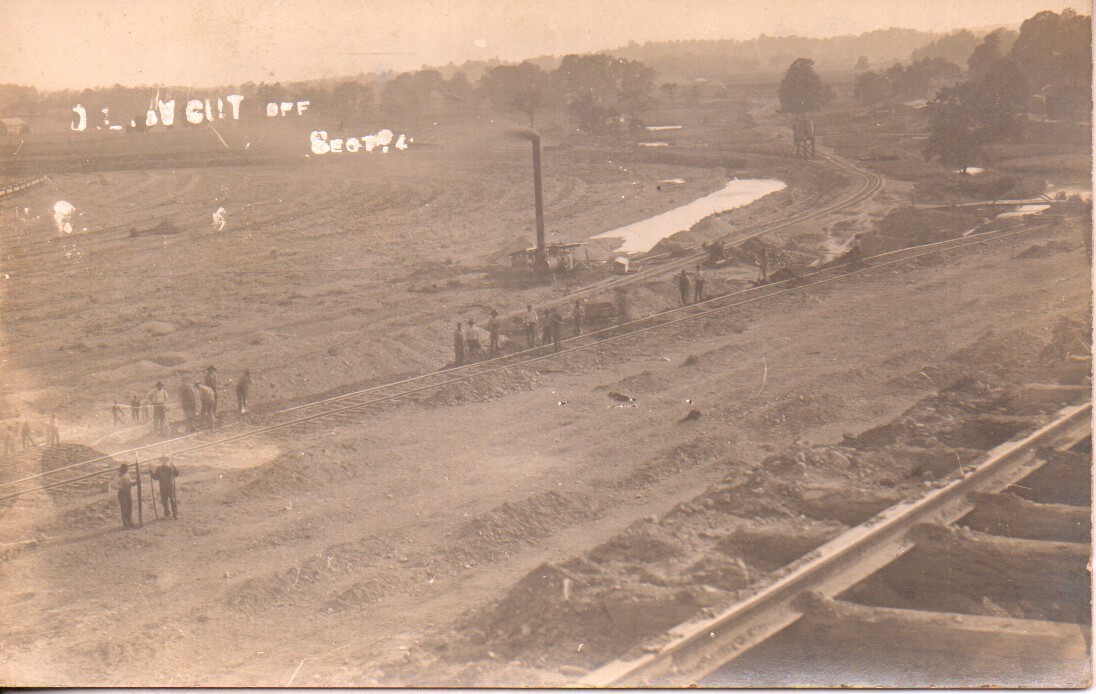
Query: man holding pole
[
  {"left": 677, "top": 268, "right": 691, "bottom": 306},
  {"left": 151, "top": 456, "right": 179, "bottom": 520}
]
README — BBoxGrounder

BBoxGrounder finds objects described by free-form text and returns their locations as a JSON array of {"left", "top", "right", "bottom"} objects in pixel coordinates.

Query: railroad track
[
  {"left": 0, "top": 147, "right": 874, "bottom": 283},
  {"left": 533, "top": 148, "right": 885, "bottom": 310},
  {"left": 0, "top": 149, "right": 882, "bottom": 495},
  {"left": 0, "top": 212, "right": 1080, "bottom": 510},
  {"left": 582, "top": 401, "right": 1092, "bottom": 688},
  {"left": 0, "top": 175, "right": 48, "bottom": 199},
  {"left": 0, "top": 148, "right": 878, "bottom": 378}
]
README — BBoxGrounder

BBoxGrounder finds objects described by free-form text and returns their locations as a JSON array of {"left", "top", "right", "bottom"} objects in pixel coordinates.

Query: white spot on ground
[{"left": 52, "top": 201, "right": 75, "bottom": 235}]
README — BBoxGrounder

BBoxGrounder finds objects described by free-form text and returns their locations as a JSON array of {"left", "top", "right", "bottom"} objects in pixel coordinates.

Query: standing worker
[
  {"left": 113, "top": 463, "right": 137, "bottom": 529},
  {"left": 47, "top": 414, "right": 60, "bottom": 447},
  {"left": 178, "top": 380, "right": 198, "bottom": 432},
  {"left": 196, "top": 381, "right": 216, "bottom": 429},
  {"left": 486, "top": 310, "right": 501, "bottom": 354},
  {"left": 2, "top": 425, "right": 14, "bottom": 455},
  {"left": 677, "top": 268, "right": 691, "bottom": 306},
  {"left": 150, "top": 456, "right": 179, "bottom": 520},
  {"left": 130, "top": 395, "right": 142, "bottom": 422},
  {"left": 550, "top": 310, "right": 564, "bottom": 353},
  {"left": 20, "top": 420, "right": 36, "bottom": 450},
  {"left": 236, "top": 369, "right": 252, "bottom": 414},
  {"left": 112, "top": 401, "right": 125, "bottom": 425},
  {"left": 571, "top": 300, "right": 585, "bottom": 337},
  {"left": 693, "top": 265, "right": 706, "bottom": 303},
  {"left": 465, "top": 319, "right": 482, "bottom": 360},
  {"left": 541, "top": 309, "right": 553, "bottom": 347},
  {"left": 453, "top": 322, "right": 465, "bottom": 367},
  {"left": 848, "top": 234, "right": 863, "bottom": 264},
  {"left": 521, "top": 304, "right": 539, "bottom": 348},
  {"left": 149, "top": 381, "right": 168, "bottom": 434},
  {"left": 203, "top": 366, "right": 219, "bottom": 416},
  {"left": 522, "top": 305, "right": 539, "bottom": 349}
]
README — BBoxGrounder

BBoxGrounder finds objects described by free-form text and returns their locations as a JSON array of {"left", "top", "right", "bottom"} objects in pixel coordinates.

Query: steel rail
[
  {"left": 581, "top": 401, "right": 1092, "bottom": 686},
  {"left": 0, "top": 154, "right": 885, "bottom": 488},
  {"left": 240, "top": 213, "right": 1082, "bottom": 422},
  {"left": 0, "top": 213, "right": 1080, "bottom": 503},
  {"left": 0, "top": 175, "right": 47, "bottom": 198}
]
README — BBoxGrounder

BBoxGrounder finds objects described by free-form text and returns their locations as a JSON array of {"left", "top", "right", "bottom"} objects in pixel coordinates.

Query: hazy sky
[{"left": 0, "top": 0, "right": 1089, "bottom": 90}]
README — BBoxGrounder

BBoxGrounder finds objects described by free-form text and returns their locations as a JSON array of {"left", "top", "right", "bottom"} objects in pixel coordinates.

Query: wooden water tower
[{"left": 793, "top": 117, "right": 815, "bottom": 159}]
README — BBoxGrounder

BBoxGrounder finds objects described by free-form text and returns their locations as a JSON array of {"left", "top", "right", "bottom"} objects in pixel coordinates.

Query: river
[{"left": 591, "top": 178, "right": 786, "bottom": 255}]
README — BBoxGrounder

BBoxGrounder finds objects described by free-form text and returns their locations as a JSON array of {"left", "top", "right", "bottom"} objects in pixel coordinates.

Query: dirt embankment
[
  {"left": 398, "top": 313, "right": 1091, "bottom": 683},
  {"left": 0, "top": 219, "right": 1088, "bottom": 687},
  {"left": 0, "top": 96, "right": 1090, "bottom": 688}
]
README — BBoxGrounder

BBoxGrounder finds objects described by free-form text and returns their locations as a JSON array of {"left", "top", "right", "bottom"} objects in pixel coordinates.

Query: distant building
[
  {"left": 690, "top": 78, "right": 729, "bottom": 100},
  {"left": 0, "top": 117, "right": 30, "bottom": 135}
]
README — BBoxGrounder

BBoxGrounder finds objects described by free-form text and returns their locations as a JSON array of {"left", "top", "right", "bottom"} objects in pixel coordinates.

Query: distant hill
[
  {"left": 909, "top": 30, "right": 983, "bottom": 66},
  {"left": 602, "top": 29, "right": 950, "bottom": 80}
]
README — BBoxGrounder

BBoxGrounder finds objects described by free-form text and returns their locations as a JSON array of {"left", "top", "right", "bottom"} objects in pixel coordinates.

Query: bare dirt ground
[
  {"left": 0, "top": 95, "right": 1090, "bottom": 686},
  {"left": 1, "top": 217, "right": 1088, "bottom": 685}
]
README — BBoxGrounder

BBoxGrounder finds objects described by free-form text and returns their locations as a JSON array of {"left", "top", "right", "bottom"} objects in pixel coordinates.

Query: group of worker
[
  {"left": 522, "top": 301, "right": 586, "bottom": 351},
  {"left": 112, "top": 455, "right": 179, "bottom": 529},
  {"left": 452, "top": 312, "right": 499, "bottom": 366},
  {"left": 453, "top": 300, "right": 590, "bottom": 366},
  {"left": 1, "top": 414, "right": 61, "bottom": 454},
  {"left": 675, "top": 265, "right": 707, "bottom": 306},
  {"left": 110, "top": 366, "right": 253, "bottom": 435}
]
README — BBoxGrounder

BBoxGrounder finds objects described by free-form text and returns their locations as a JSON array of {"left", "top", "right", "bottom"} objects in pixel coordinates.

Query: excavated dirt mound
[
  {"left": 1015, "top": 240, "right": 1075, "bottom": 259},
  {"left": 870, "top": 207, "right": 987, "bottom": 252},
  {"left": 1039, "top": 315, "right": 1092, "bottom": 362},
  {"left": 725, "top": 238, "right": 811, "bottom": 272},
  {"left": 223, "top": 570, "right": 308, "bottom": 612},
  {"left": 588, "top": 521, "right": 686, "bottom": 565},
  {"left": 447, "top": 490, "right": 606, "bottom": 566},
  {"left": 717, "top": 520, "right": 845, "bottom": 572},
  {"left": 413, "top": 369, "right": 545, "bottom": 408},
  {"left": 445, "top": 332, "right": 1092, "bottom": 674},
  {"left": 236, "top": 443, "right": 367, "bottom": 497}
]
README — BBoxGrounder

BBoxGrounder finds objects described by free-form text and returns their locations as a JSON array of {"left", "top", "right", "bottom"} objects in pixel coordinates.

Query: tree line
[
  {"left": 923, "top": 9, "right": 1091, "bottom": 170},
  {"left": 0, "top": 53, "right": 657, "bottom": 136},
  {"left": 810, "top": 9, "right": 1090, "bottom": 171}
]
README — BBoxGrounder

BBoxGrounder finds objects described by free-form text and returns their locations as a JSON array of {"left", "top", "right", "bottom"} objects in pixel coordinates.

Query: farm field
[{"left": 0, "top": 102, "right": 822, "bottom": 431}]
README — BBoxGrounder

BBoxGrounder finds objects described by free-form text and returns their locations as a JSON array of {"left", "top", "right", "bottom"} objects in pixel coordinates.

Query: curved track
[
  {"left": 548, "top": 149, "right": 885, "bottom": 307},
  {"left": 0, "top": 212, "right": 1080, "bottom": 507},
  {"left": 0, "top": 148, "right": 879, "bottom": 482}
]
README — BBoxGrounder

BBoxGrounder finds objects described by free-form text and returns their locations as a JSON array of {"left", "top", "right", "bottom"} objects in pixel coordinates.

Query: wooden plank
[
  {"left": 964, "top": 491, "right": 1089, "bottom": 542},
  {"left": 581, "top": 403, "right": 1091, "bottom": 686}
]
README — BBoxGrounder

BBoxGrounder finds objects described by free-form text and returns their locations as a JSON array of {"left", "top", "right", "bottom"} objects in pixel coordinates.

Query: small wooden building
[{"left": 0, "top": 117, "right": 30, "bottom": 135}]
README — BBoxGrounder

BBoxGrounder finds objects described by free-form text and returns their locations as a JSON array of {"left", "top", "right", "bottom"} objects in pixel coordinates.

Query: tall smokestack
[
  {"left": 530, "top": 132, "right": 547, "bottom": 273},
  {"left": 508, "top": 126, "right": 549, "bottom": 274}
]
